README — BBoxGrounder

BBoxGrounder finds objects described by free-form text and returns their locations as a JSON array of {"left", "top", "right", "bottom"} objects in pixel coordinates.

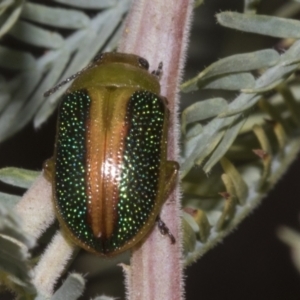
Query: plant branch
[{"left": 118, "top": 0, "right": 193, "bottom": 299}]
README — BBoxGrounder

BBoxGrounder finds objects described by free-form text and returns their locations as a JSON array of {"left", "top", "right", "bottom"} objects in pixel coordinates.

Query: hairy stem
[{"left": 118, "top": 0, "right": 193, "bottom": 299}]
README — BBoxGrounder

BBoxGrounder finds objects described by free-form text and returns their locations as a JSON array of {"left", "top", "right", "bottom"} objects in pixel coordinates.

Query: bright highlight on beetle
[{"left": 44, "top": 52, "right": 179, "bottom": 256}]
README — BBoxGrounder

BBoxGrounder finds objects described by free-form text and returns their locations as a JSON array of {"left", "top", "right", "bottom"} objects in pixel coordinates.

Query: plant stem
[
  {"left": 14, "top": 174, "right": 54, "bottom": 240},
  {"left": 118, "top": 0, "right": 193, "bottom": 299}
]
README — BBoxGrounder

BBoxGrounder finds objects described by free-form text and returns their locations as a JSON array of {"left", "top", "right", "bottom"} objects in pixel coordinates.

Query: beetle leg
[
  {"left": 156, "top": 216, "right": 176, "bottom": 244},
  {"left": 152, "top": 62, "right": 163, "bottom": 79},
  {"left": 155, "top": 161, "right": 179, "bottom": 243},
  {"left": 43, "top": 158, "right": 55, "bottom": 182},
  {"left": 160, "top": 95, "right": 169, "bottom": 106}
]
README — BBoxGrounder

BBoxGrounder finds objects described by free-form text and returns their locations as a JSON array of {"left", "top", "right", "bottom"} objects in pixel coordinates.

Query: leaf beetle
[{"left": 44, "top": 52, "right": 179, "bottom": 256}]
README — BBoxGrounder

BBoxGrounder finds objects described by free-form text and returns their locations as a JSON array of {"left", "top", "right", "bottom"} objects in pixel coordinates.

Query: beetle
[{"left": 44, "top": 52, "right": 179, "bottom": 256}]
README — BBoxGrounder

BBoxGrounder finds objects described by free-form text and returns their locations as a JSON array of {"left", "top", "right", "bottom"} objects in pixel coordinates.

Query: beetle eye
[{"left": 138, "top": 57, "right": 149, "bottom": 70}]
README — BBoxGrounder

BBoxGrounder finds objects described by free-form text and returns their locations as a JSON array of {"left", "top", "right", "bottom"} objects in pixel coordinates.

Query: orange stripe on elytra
[
  {"left": 102, "top": 90, "right": 129, "bottom": 239},
  {"left": 85, "top": 88, "right": 135, "bottom": 241},
  {"left": 86, "top": 89, "right": 106, "bottom": 239},
  {"left": 86, "top": 88, "right": 130, "bottom": 239}
]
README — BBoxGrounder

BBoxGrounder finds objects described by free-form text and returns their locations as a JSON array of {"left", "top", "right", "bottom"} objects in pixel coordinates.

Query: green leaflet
[
  {"left": 181, "top": 98, "right": 227, "bottom": 134},
  {"left": 217, "top": 11, "right": 300, "bottom": 38},
  {"left": 181, "top": 49, "right": 279, "bottom": 93},
  {"left": 0, "top": 0, "right": 23, "bottom": 38},
  {"left": 9, "top": 20, "right": 64, "bottom": 49},
  {"left": 0, "top": 167, "right": 39, "bottom": 189},
  {"left": 21, "top": 3, "right": 90, "bottom": 29},
  {"left": 53, "top": 0, "right": 117, "bottom": 9},
  {"left": 0, "top": 45, "right": 36, "bottom": 70}
]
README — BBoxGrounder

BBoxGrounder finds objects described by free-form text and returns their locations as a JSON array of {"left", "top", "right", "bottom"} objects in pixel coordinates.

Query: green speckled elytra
[{"left": 44, "top": 52, "right": 179, "bottom": 256}]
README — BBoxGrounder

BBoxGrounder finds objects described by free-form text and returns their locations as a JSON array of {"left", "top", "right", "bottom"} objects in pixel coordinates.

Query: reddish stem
[{"left": 118, "top": 0, "right": 193, "bottom": 299}]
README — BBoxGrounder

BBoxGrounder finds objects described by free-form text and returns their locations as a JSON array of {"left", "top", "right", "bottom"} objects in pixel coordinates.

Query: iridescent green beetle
[{"left": 44, "top": 52, "right": 179, "bottom": 256}]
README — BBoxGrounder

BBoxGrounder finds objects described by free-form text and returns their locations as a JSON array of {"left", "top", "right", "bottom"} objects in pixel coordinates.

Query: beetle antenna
[
  {"left": 156, "top": 215, "right": 176, "bottom": 244},
  {"left": 44, "top": 71, "right": 83, "bottom": 97},
  {"left": 152, "top": 62, "right": 163, "bottom": 79},
  {"left": 44, "top": 53, "right": 104, "bottom": 97}
]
